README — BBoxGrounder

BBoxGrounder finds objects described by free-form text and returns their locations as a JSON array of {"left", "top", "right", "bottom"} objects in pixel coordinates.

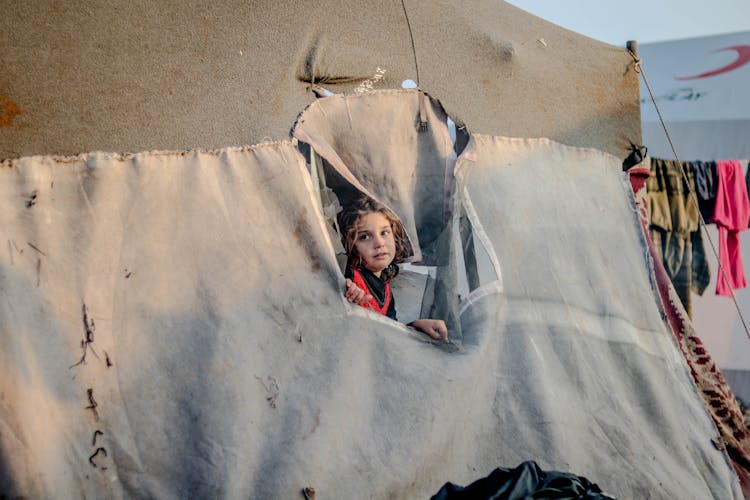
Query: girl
[{"left": 338, "top": 195, "right": 449, "bottom": 341}]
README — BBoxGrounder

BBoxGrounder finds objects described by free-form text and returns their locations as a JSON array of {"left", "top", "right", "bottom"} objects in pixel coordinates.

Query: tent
[
  {"left": 0, "top": 0, "right": 639, "bottom": 159},
  {"left": 1, "top": 1, "right": 747, "bottom": 498},
  {"left": 639, "top": 32, "right": 750, "bottom": 404}
]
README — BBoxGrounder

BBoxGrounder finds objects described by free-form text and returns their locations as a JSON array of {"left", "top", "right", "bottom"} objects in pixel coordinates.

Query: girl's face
[{"left": 353, "top": 211, "right": 396, "bottom": 277}]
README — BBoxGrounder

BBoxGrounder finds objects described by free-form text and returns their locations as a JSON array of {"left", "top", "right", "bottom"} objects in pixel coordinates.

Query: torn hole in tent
[
  {"left": 453, "top": 185, "right": 503, "bottom": 301},
  {"left": 310, "top": 84, "right": 335, "bottom": 98},
  {"left": 292, "top": 89, "right": 475, "bottom": 345}
]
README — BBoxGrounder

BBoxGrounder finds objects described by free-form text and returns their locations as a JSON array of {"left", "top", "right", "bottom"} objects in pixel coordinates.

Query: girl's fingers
[
  {"left": 409, "top": 319, "right": 449, "bottom": 341},
  {"left": 438, "top": 322, "right": 449, "bottom": 340},
  {"left": 344, "top": 280, "right": 373, "bottom": 306},
  {"left": 354, "top": 290, "right": 372, "bottom": 305},
  {"left": 430, "top": 320, "right": 448, "bottom": 340},
  {"left": 344, "top": 280, "right": 360, "bottom": 302}
]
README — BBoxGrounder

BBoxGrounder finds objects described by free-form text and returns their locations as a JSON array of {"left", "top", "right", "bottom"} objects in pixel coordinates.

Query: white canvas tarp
[{"left": 0, "top": 91, "right": 742, "bottom": 498}]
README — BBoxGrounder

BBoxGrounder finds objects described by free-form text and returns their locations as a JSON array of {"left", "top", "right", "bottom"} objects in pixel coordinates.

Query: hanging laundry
[
  {"left": 647, "top": 158, "right": 710, "bottom": 316},
  {"left": 691, "top": 225, "right": 711, "bottom": 297},
  {"left": 713, "top": 160, "right": 750, "bottom": 296},
  {"left": 693, "top": 160, "right": 717, "bottom": 223}
]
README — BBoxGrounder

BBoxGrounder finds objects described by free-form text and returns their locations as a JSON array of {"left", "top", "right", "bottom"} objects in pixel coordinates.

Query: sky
[{"left": 505, "top": 0, "right": 750, "bottom": 46}]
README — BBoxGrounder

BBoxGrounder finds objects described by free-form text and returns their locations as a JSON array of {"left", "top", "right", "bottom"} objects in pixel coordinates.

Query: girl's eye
[
  {"left": 381, "top": 229, "right": 391, "bottom": 237},
  {"left": 358, "top": 233, "right": 370, "bottom": 241}
]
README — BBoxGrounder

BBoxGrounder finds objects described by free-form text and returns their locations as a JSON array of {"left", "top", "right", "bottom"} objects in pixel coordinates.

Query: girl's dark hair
[{"left": 338, "top": 195, "right": 411, "bottom": 282}]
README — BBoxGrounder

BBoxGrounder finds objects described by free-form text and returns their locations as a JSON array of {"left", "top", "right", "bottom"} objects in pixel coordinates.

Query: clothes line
[{"left": 646, "top": 158, "right": 750, "bottom": 317}]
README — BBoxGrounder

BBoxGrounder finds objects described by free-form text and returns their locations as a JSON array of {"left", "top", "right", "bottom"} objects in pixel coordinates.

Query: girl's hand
[
  {"left": 345, "top": 279, "right": 372, "bottom": 306},
  {"left": 409, "top": 319, "right": 449, "bottom": 341}
]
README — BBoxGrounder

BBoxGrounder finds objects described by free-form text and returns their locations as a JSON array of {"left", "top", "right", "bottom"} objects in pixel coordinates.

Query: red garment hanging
[{"left": 712, "top": 160, "right": 750, "bottom": 295}]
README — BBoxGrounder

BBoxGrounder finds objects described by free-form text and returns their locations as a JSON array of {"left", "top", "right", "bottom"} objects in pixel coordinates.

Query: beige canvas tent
[
  {"left": 0, "top": 1, "right": 747, "bottom": 498},
  {"left": 0, "top": 0, "right": 640, "bottom": 158}
]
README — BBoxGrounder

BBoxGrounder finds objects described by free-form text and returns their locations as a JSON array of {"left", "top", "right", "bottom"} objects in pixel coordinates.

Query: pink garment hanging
[{"left": 712, "top": 160, "right": 750, "bottom": 296}]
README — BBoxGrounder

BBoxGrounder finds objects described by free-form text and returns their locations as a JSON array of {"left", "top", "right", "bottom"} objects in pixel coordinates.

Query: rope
[
  {"left": 628, "top": 48, "right": 750, "bottom": 341},
  {"left": 400, "top": 0, "right": 420, "bottom": 87}
]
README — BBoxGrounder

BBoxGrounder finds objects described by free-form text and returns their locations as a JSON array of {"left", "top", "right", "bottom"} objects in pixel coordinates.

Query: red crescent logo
[{"left": 675, "top": 45, "right": 750, "bottom": 80}]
